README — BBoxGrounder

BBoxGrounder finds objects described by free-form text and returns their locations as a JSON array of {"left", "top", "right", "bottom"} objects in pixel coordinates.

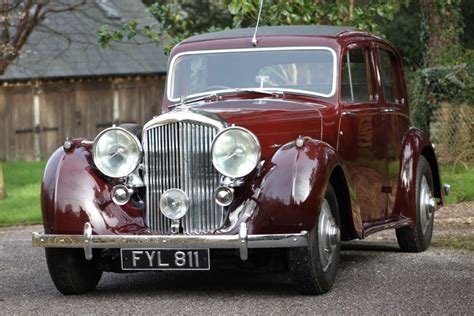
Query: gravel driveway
[{"left": 0, "top": 222, "right": 472, "bottom": 314}]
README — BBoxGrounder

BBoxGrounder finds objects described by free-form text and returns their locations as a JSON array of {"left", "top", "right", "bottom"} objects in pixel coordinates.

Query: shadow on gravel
[
  {"left": 94, "top": 270, "right": 296, "bottom": 297},
  {"left": 342, "top": 241, "right": 401, "bottom": 252},
  {"left": 86, "top": 241, "right": 399, "bottom": 296}
]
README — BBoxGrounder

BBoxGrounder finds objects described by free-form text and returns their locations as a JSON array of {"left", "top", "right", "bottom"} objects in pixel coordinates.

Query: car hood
[{"left": 188, "top": 98, "right": 326, "bottom": 159}]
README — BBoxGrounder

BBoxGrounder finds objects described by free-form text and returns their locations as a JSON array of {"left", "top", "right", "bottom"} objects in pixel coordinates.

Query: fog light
[
  {"left": 111, "top": 185, "right": 131, "bottom": 205},
  {"left": 160, "top": 189, "right": 189, "bottom": 220},
  {"left": 214, "top": 186, "right": 234, "bottom": 206}
]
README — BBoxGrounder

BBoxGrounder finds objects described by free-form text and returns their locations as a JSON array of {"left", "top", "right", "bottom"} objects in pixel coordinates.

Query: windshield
[{"left": 168, "top": 47, "right": 337, "bottom": 102}]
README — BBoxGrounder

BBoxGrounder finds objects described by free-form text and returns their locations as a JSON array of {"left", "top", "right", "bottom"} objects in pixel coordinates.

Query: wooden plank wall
[{"left": 0, "top": 76, "right": 165, "bottom": 160}]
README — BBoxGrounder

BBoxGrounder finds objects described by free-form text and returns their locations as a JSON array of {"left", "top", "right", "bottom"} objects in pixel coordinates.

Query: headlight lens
[
  {"left": 92, "top": 127, "right": 142, "bottom": 178},
  {"left": 160, "top": 189, "right": 189, "bottom": 220},
  {"left": 211, "top": 127, "right": 260, "bottom": 178}
]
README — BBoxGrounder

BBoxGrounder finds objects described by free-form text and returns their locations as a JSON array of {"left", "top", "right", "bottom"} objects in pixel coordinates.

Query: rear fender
[
  {"left": 395, "top": 128, "right": 445, "bottom": 223},
  {"left": 41, "top": 139, "right": 145, "bottom": 235}
]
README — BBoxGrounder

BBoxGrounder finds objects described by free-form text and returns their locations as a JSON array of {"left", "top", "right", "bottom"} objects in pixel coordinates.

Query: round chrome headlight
[
  {"left": 92, "top": 127, "right": 142, "bottom": 178},
  {"left": 160, "top": 189, "right": 189, "bottom": 220},
  {"left": 211, "top": 127, "right": 260, "bottom": 178}
]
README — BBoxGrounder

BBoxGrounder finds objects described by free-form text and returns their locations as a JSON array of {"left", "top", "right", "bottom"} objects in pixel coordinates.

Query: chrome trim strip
[
  {"left": 167, "top": 46, "right": 339, "bottom": 102},
  {"left": 32, "top": 223, "right": 309, "bottom": 262},
  {"left": 143, "top": 108, "right": 227, "bottom": 132}
]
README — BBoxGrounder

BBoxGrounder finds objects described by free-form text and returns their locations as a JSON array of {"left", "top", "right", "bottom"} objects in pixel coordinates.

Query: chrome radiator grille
[{"left": 143, "top": 121, "right": 223, "bottom": 234}]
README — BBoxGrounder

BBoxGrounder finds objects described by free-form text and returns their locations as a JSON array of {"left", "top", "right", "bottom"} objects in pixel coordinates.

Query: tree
[
  {"left": 98, "top": 0, "right": 408, "bottom": 54},
  {"left": 0, "top": 0, "right": 85, "bottom": 75},
  {"left": 420, "top": 0, "right": 463, "bottom": 67}
]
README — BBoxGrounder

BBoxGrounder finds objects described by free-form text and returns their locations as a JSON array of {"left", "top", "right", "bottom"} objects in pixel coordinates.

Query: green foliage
[
  {"left": 98, "top": 1, "right": 232, "bottom": 54},
  {"left": 228, "top": 0, "right": 408, "bottom": 33},
  {"left": 0, "top": 161, "right": 45, "bottom": 227},
  {"left": 380, "top": 1, "right": 423, "bottom": 68},
  {"left": 98, "top": 0, "right": 408, "bottom": 55},
  {"left": 408, "top": 0, "right": 472, "bottom": 145},
  {"left": 421, "top": 0, "right": 464, "bottom": 66},
  {"left": 409, "top": 59, "right": 474, "bottom": 134},
  {"left": 441, "top": 164, "right": 474, "bottom": 204},
  {"left": 461, "top": 0, "right": 474, "bottom": 49}
]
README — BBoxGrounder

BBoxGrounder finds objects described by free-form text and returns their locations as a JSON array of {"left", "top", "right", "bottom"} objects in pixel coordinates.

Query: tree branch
[
  {"left": 2, "top": 0, "right": 10, "bottom": 45},
  {"left": 0, "top": 0, "right": 20, "bottom": 14},
  {"left": 45, "top": 0, "right": 85, "bottom": 14}
]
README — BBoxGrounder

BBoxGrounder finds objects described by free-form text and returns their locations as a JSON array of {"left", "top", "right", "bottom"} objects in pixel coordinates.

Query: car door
[
  {"left": 375, "top": 46, "right": 411, "bottom": 218},
  {"left": 337, "top": 42, "right": 388, "bottom": 222}
]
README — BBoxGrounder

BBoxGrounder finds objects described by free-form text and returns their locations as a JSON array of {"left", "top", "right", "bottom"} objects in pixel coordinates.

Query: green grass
[
  {"left": 0, "top": 161, "right": 46, "bottom": 227},
  {"left": 440, "top": 164, "right": 474, "bottom": 204},
  {"left": 432, "top": 235, "right": 474, "bottom": 251}
]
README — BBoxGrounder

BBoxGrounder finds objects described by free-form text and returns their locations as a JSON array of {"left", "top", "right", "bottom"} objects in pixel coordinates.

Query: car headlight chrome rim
[
  {"left": 211, "top": 126, "right": 261, "bottom": 178},
  {"left": 92, "top": 127, "right": 142, "bottom": 178},
  {"left": 160, "top": 189, "right": 189, "bottom": 220}
]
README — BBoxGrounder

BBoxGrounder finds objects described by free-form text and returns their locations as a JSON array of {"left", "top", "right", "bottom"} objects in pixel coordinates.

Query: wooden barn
[{"left": 0, "top": 0, "right": 167, "bottom": 160}]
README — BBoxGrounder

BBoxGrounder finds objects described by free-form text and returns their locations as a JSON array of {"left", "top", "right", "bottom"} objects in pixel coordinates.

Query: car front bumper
[{"left": 32, "top": 222, "right": 309, "bottom": 261}]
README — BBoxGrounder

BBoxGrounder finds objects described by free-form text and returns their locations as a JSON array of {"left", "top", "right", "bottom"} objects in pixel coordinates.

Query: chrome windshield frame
[{"left": 167, "top": 46, "right": 338, "bottom": 103}]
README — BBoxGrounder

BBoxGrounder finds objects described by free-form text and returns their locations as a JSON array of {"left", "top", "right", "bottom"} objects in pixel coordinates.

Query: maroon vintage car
[{"left": 33, "top": 25, "right": 448, "bottom": 295}]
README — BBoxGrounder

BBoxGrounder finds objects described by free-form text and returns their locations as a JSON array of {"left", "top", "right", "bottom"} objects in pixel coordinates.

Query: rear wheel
[
  {"left": 396, "top": 156, "right": 435, "bottom": 252},
  {"left": 46, "top": 248, "right": 102, "bottom": 295},
  {"left": 288, "top": 183, "right": 341, "bottom": 295}
]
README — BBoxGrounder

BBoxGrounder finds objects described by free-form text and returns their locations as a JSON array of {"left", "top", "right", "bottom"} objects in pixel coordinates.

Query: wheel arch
[
  {"left": 395, "top": 127, "right": 445, "bottom": 223},
  {"left": 421, "top": 145, "right": 443, "bottom": 203}
]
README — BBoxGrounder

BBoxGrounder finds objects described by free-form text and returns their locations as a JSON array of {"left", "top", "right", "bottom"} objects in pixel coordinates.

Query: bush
[{"left": 409, "top": 59, "right": 474, "bottom": 134}]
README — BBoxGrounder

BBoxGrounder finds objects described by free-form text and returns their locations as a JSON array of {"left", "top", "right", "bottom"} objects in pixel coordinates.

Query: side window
[
  {"left": 379, "top": 49, "right": 401, "bottom": 104},
  {"left": 341, "top": 48, "right": 374, "bottom": 103}
]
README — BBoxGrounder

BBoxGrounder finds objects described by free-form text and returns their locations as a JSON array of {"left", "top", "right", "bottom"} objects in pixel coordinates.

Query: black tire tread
[
  {"left": 396, "top": 156, "right": 434, "bottom": 252},
  {"left": 288, "top": 183, "right": 340, "bottom": 295},
  {"left": 46, "top": 248, "right": 102, "bottom": 295}
]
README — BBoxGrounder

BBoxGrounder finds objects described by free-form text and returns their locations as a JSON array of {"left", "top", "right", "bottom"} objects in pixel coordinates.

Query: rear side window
[
  {"left": 379, "top": 49, "right": 401, "bottom": 104},
  {"left": 341, "top": 48, "right": 374, "bottom": 103}
]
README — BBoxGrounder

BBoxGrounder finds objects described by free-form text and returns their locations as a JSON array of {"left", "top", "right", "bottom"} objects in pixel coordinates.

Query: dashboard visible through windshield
[{"left": 168, "top": 47, "right": 337, "bottom": 102}]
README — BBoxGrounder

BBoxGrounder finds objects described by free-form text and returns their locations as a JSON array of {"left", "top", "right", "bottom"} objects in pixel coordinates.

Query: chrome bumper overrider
[{"left": 32, "top": 223, "right": 309, "bottom": 261}]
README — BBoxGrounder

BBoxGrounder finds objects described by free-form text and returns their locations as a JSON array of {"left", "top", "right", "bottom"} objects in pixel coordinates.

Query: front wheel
[
  {"left": 396, "top": 156, "right": 436, "bottom": 252},
  {"left": 288, "top": 183, "right": 341, "bottom": 295},
  {"left": 46, "top": 248, "right": 102, "bottom": 295}
]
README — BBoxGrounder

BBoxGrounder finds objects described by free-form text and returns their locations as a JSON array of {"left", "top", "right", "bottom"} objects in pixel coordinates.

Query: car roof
[{"left": 182, "top": 25, "right": 358, "bottom": 43}]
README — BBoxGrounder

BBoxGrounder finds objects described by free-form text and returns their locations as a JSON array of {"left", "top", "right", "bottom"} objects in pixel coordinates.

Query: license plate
[{"left": 121, "top": 249, "right": 210, "bottom": 271}]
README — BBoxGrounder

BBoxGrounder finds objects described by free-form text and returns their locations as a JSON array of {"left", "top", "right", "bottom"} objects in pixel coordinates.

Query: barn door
[{"left": 38, "top": 84, "right": 74, "bottom": 158}]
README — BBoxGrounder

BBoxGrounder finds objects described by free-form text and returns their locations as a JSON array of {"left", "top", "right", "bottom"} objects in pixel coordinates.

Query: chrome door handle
[
  {"left": 342, "top": 111, "right": 355, "bottom": 118},
  {"left": 381, "top": 108, "right": 396, "bottom": 113}
]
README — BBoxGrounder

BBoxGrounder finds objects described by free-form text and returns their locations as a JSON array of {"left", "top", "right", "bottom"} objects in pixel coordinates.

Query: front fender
[
  {"left": 239, "top": 137, "right": 361, "bottom": 236},
  {"left": 41, "top": 139, "right": 145, "bottom": 235},
  {"left": 395, "top": 128, "right": 444, "bottom": 223}
]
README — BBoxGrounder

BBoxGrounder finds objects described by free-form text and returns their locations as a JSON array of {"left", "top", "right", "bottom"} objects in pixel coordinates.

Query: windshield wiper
[
  {"left": 168, "top": 94, "right": 216, "bottom": 109},
  {"left": 169, "top": 88, "right": 285, "bottom": 109},
  {"left": 233, "top": 88, "right": 278, "bottom": 96}
]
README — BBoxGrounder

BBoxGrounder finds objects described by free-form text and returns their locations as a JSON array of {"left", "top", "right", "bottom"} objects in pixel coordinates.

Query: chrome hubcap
[
  {"left": 419, "top": 175, "right": 435, "bottom": 234},
  {"left": 318, "top": 199, "right": 340, "bottom": 271}
]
